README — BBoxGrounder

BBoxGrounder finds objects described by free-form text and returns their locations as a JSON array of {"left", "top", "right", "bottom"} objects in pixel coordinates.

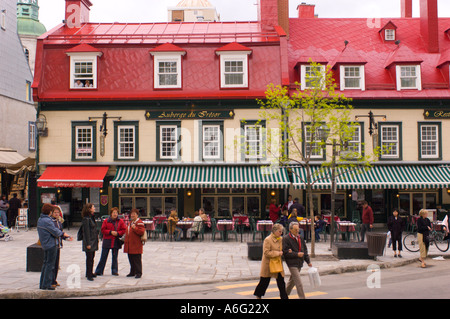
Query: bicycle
[{"left": 403, "top": 224, "right": 449, "bottom": 253}]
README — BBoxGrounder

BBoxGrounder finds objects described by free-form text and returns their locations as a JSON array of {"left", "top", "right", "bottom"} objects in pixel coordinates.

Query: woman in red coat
[
  {"left": 124, "top": 208, "right": 145, "bottom": 278},
  {"left": 95, "top": 207, "right": 126, "bottom": 276},
  {"left": 269, "top": 198, "right": 281, "bottom": 223}
]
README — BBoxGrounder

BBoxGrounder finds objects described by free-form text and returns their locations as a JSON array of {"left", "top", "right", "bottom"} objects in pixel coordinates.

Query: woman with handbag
[
  {"left": 124, "top": 208, "right": 145, "bottom": 278},
  {"left": 417, "top": 209, "right": 432, "bottom": 268},
  {"left": 253, "top": 223, "right": 288, "bottom": 299},
  {"left": 94, "top": 207, "right": 126, "bottom": 276}
]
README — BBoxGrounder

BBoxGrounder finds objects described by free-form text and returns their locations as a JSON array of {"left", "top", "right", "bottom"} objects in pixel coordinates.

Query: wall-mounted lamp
[
  {"left": 446, "top": 189, "right": 450, "bottom": 195},
  {"left": 186, "top": 190, "right": 193, "bottom": 197},
  {"left": 355, "top": 111, "right": 386, "bottom": 136},
  {"left": 270, "top": 190, "right": 276, "bottom": 197},
  {"left": 89, "top": 112, "right": 121, "bottom": 138},
  {"left": 36, "top": 114, "right": 48, "bottom": 137}
]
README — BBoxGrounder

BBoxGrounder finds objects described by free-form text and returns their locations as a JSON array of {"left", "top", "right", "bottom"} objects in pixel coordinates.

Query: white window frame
[
  {"left": 244, "top": 124, "right": 263, "bottom": 159},
  {"left": 160, "top": 125, "right": 178, "bottom": 159},
  {"left": 340, "top": 65, "right": 365, "bottom": 91},
  {"left": 304, "top": 125, "right": 324, "bottom": 159},
  {"left": 67, "top": 52, "right": 102, "bottom": 89},
  {"left": 75, "top": 126, "right": 94, "bottom": 160},
  {"left": 202, "top": 125, "right": 221, "bottom": 160},
  {"left": 380, "top": 125, "right": 400, "bottom": 159},
  {"left": 396, "top": 65, "right": 422, "bottom": 91},
  {"left": 216, "top": 51, "right": 251, "bottom": 88},
  {"left": 118, "top": 126, "right": 136, "bottom": 160},
  {"left": 385, "top": 29, "right": 395, "bottom": 41},
  {"left": 150, "top": 52, "right": 184, "bottom": 89},
  {"left": 301, "top": 64, "right": 326, "bottom": 90},
  {"left": 343, "top": 125, "right": 362, "bottom": 159},
  {"left": 28, "top": 122, "right": 36, "bottom": 151},
  {"left": 420, "top": 124, "right": 439, "bottom": 159}
]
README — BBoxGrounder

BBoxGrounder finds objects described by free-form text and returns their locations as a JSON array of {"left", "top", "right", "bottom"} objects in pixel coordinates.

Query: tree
[{"left": 257, "top": 61, "right": 378, "bottom": 256}]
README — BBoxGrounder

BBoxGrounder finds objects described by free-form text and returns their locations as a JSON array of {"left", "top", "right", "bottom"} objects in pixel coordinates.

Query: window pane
[
  {"left": 150, "top": 197, "right": 162, "bottom": 216},
  {"left": 247, "top": 197, "right": 260, "bottom": 217},
  {"left": 232, "top": 197, "right": 244, "bottom": 215},
  {"left": 76, "top": 126, "right": 93, "bottom": 159},
  {"left": 164, "top": 197, "right": 177, "bottom": 214},
  {"left": 161, "top": 126, "right": 177, "bottom": 158},
  {"left": 119, "top": 126, "right": 135, "bottom": 159},
  {"left": 218, "top": 197, "right": 230, "bottom": 217},
  {"left": 224, "top": 60, "right": 244, "bottom": 85},
  {"left": 245, "top": 125, "right": 262, "bottom": 158},
  {"left": 203, "top": 197, "right": 215, "bottom": 216},
  {"left": 120, "top": 197, "right": 133, "bottom": 215},
  {"left": 158, "top": 61, "right": 178, "bottom": 86},
  {"left": 203, "top": 125, "right": 220, "bottom": 158},
  {"left": 135, "top": 197, "right": 148, "bottom": 217}
]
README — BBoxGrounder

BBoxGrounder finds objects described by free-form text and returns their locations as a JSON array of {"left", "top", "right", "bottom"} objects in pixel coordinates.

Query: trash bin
[
  {"left": 27, "top": 243, "right": 44, "bottom": 272},
  {"left": 366, "top": 232, "right": 387, "bottom": 257},
  {"left": 247, "top": 242, "right": 263, "bottom": 260}
]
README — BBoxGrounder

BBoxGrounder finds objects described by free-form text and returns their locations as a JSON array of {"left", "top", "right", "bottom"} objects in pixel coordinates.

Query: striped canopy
[
  {"left": 111, "top": 165, "right": 290, "bottom": 189},
  {"left": 291, "top": 165, "right": 450, "bottom": 190}
]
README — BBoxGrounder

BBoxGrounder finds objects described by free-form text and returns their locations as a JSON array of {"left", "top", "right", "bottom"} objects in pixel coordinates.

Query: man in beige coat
[{"left": 253, "top": 224, "right": 288, "bottom": 299}]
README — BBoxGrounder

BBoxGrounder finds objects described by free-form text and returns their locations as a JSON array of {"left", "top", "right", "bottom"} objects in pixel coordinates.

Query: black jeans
[
  {"left": 254, "top": 273, "right": 288, "bottom": 299},
  {"left": 127, "top": 254, "right": 142, "bottom": 276},
  {"left": 85, "top": 251, "right": 96, "bottom": 279}
]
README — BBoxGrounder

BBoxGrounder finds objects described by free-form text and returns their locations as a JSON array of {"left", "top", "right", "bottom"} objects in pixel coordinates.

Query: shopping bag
[
  {"left": 308, "top": 267, "right": 321, "bottom": 288},
  {"left": 269, "top": 257, "right": 283, "bottom": 273}
]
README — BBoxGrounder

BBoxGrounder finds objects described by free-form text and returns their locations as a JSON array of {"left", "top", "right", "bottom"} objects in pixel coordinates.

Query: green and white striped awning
[
  {"left": 291, "top": 165, "right": 450, "bottom": 190},
  {"left": 111, "top": 166, "right": 290, "bottom": 189}
]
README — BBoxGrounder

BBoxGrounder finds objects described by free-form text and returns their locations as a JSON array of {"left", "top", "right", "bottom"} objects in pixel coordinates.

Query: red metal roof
[
  {"left": 149, "top": 42, "right": 186, "bottom": 53},
  {"left": 288, "top": 17, "right": 450, "bottom": 98},
  {"left": 65, "top": 43, "right": 102, "bottom": 53},
  {"left": 216, "top": 42, "right": 252, "bottom": 52},
  {"left": 43, "top": 21, "right": 280, "bottom": 45}
]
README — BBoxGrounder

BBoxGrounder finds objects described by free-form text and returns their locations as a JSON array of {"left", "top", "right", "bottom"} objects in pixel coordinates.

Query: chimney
[
  {"left": 401, "top": 0, "right": 412, "bottom": 18},
  {"left": 258, "top": 0, "right": 290, "bottom": 35},
  {"left": 65, "top": 0, "right": 93, "bottom": 28},
  {"left": 297, "top": 3, "right": 315, "bottom": 18},
  {"left": 420, "top": 0, "right": 439, "bottom": 53}
]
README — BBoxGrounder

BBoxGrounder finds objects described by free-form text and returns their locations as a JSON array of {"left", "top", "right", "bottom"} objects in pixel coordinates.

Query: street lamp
[
  {"left": 36, "top": 114, "right": 48, "bottom": 137},
  {"left": 355, "top": 111, "right": 386, "bottom": 136}
]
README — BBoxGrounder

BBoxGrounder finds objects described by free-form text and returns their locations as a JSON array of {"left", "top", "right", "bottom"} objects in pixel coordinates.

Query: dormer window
[
  {"left": 301, "top": 64, "right": 325, "bottom": 90},
  {"left": 379, "top": 21, "right": 398, "bottom": 42},
  {"left": 385, "top": 29, "right": 396, "bottom": 41},
  {"left": 66, "top": 44, "right": 103, "bottom": 89},
  {"left": 396, "top": 65, "right": 422, "bottom": 90},
  {"left": 340, "top": 65, "right": 366, "bottom": 90},
  {"left": 216, "top": 42, "right": 252, "bottom": 89},
  {"left": 149, "top": 43, "right": 186, "bottom": 89}
]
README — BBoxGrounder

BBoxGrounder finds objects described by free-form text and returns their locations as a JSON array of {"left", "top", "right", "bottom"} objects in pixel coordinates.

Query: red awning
[{"left": 37, "top": 166, "right": 109, "bottom": 188}]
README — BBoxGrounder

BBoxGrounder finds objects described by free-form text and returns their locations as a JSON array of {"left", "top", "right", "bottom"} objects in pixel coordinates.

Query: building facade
[
  {"left": 0, "top": 0, "right": 36, "bottom": 203},
  {"left": 33, "top": 0, "right": 288, "bottom": 223}
]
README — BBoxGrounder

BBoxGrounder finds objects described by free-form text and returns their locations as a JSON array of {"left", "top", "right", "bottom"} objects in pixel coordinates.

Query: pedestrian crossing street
[{"left": 216, "top": 281, "right": 352, "bottom": 299}]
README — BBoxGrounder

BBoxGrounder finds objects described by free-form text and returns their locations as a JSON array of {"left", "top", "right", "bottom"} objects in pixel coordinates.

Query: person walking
[
  {"left": 95, "top": 207, "right": 126, "bottom": 276},
  {"left": 81, "top": 203, "right": 99, "bottom": 281},
  {"left": 360, "top": 201, "right": 374, "bottom": 242},
  {"left": 283, "top": 221, "right": 312, "bottom": 299},
  {"left": 417, "top": 209, "right": 432, "bottom": 268},
  {"left": 387, "top": 209, "right": 405, "bottom": 258},
  {"left": 37, "top": 203, "right": 72, "bottom": 290},
  {"left": 253, "top": 223, "right": 288, "bottom": 299},
  {"left": 8, "top": 193, "right": 21, "bottom": 227},
  {"left": 124, "top": 208, "right": 145, "bottom": 278}
]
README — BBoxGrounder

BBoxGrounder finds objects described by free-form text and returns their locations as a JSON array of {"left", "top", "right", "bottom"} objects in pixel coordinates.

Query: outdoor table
[
  {"left": 177, "top": 221, "right": 194, "bottom": 240},
  {"left": 153, "top": 215, "right": 167, "bottom": 224},
  {"left": 323, "top": 215, "right": 341, "bottom": 225},
  {"left": 257, "top": 220, "right": 273, "bottom": 240},
  {"left": 337, "top": 221, "right": 356, "bottom": 241},
  {"left": 217, "top": 220, "right": 234, "bottom": 241},
  {"left": 142, "top": 219, "right": 155, "bottom": 239},
  {"left": 299, "top": 219, "right": 312, "bottom": 242},
  {"left": 233, "top": 215, "right": 249, "bottom": 242}
]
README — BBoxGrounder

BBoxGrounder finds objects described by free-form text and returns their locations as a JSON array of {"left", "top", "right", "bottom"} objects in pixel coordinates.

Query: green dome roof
[{"left": 17, "top": 17, "right": 46, "bottom": 37}]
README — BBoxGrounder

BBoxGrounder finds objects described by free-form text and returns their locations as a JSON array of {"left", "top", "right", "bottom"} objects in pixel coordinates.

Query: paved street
[
  {"left": 0, "top": 226, "right": 448, "bottom": 299},
  {"left": 77, "top": 260, "right": 450, "bottom": 299}
]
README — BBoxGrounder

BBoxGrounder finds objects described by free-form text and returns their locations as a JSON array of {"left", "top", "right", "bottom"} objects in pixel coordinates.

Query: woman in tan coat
[
  {"left": 253, "top": 223, "right": 288, "bottom": 299},
  {"left": 124, "top": 209, "right": 145, "bottom": 278}
]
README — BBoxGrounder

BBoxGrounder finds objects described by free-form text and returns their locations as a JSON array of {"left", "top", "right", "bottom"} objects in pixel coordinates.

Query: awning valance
[
  {"left": 291, "top": 165, "right": 450, "bottom": 190},
  {"left": 110, "top": 166, "right": 290, "bottom": 189},
  {"left": 37, "top": 166, "right": 109, "bottom": 188}
]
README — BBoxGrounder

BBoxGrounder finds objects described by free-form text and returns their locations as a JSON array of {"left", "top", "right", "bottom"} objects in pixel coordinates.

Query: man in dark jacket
[
  {"left": 283, "top": 221, "right": 312, "bottom": 299},
  {"left": 288, "top": 198, "right": 305, "bottom": 217},
  {"left": 8, "top": 193, "right": 21, "bottom": 227}
]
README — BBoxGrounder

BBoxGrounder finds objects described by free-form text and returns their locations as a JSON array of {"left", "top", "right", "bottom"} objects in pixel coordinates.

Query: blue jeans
[
  {"left": 0, "top": 210, "right": 7, "bottom": 227},
  {"left": 40, "top": 246, "right": 57, "bottom": 289},
  {"left": 95, "top": 248, "right": 119, "bottom": 275}
]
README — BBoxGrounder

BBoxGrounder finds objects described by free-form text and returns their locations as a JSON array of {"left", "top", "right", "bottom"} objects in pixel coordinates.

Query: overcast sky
[{"left": 37, "top": 0, "right": 450, "bottom": 31}]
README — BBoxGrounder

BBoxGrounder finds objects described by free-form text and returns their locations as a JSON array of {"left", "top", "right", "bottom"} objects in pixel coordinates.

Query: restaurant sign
[
  {"left": 145, "top": 110, "right": 235, "bottom": 120},
  {"left": 424, "top": 110, "right": 450, "bottom": 120}
]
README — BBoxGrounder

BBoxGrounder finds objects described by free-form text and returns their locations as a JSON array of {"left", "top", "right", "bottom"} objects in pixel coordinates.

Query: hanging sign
[{"left": 145, "top": 110, "right": 235, "bottom": 120}]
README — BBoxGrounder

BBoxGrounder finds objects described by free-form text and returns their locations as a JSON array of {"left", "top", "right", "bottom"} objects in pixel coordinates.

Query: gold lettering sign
[
  {"left": 424, "top": 110, "right": 450, "bottom": 119},
  {"left": 145, "top": 110, "right": 234, "bottom": 120}
]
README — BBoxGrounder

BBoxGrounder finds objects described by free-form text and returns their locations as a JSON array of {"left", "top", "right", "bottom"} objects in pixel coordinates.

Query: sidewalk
[{"left": 0, "top": 227, "right": 447, "bottom": 299}]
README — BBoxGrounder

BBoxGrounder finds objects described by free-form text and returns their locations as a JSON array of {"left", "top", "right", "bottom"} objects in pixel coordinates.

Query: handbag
[
  {"left": 141, "top": 229, "right": 148, "bottom": 245},
  {"left": 308, "top": 267, "right": 321, "bottom": 288},
  {"left": 269, "top": 256, "right": 283, "bottom": 273}
]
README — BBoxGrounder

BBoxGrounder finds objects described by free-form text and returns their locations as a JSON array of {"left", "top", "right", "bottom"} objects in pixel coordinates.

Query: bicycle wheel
[
  {"left": 403, "top": 233, "right": 420, "bottom": 252},
  {"left": 434, "top": 232, "right": 449, "bottom": 252}
]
